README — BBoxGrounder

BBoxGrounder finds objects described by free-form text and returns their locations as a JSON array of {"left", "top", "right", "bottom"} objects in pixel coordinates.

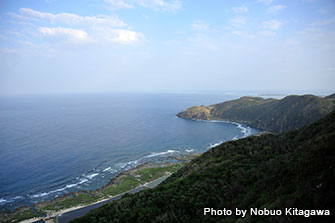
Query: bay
[{"left": 0, "top": 92, "right": 258, "bottom": 210}]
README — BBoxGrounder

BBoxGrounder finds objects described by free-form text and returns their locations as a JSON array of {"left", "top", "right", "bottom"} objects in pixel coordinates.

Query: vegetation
[
  {"left": 102, "top": 177, "right": 141, "bottom": 196},
  {"left": 0, "top": 164, "right": 182, "bottom": 223},
  {"left": 136, "top": 165, "right": 182, "bottom": 182},
  {"left": 10, "top": 209, "right": 40, "bottom": 222},
  {"left": 325, "top": 93, "right": 335, "bottom": 100},
  {"left": 35, "top": 164, "right": 182, "bottom": 214},
  {"left": 72, "top": 111, "right": 335, "bottom": 223},
  {"left": 40, "top": 193, "right": 102, "bottom": 212},
  {"left": 0, "top": 207, "right": 40, "bottom": 223},
  {"left": 177, "top": 94, "right": 335, "bottom": 132}
]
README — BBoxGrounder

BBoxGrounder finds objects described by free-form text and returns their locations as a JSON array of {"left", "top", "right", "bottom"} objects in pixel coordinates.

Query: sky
[{"left": 0, "top": 0, "right": 334, "bottom": 95}]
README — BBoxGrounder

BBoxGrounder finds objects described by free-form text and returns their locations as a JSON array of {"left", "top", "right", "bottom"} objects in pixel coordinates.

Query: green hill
[
  {"left": 177, "top": 94, "right": 335, "bottom": 132},
  {"left": 71, "top": 111, "right": 335, "bottom": 223},
  {"left": 325, "top": 93, "right": 335, "bottom": 100}
]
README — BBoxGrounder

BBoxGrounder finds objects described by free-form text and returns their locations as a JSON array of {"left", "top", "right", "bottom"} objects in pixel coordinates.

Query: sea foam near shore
[
  {"left": 188, "top": 118, "right": 255, "bottom": 139},
  {"left": 1, "top": 93, "right": 257, "bottom": 211},
  {"left": 25, "top": 149, "right": 184, "bottom": 201}
]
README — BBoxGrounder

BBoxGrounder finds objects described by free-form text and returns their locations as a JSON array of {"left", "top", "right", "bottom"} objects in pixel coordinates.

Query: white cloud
[
  {"left": 39, "top": 27, "right": 90, "bottom": 43},
  {"left": 232, "top": 6, "right": 248, "bottom": 13},
  {"left": 192, "top": 20, "right": 209, "bottom": 31},
  {"left": 104, "top": 0, "right": 134, "bottom": 9},
  {"left": 16, "top": 8, "right": 126, "bottom": 27},
  {"left": 39, "top": 26, "right": 141, "bottom": 45},
  {"left": 258, "top": 0, "right": 274, "bottom": 5},
  {"left": 105, "top": 0, "right": 182, "bottom": 11},
  {"left": 262, "top": 20, "right": 283, "bottom": 30},
  {"left": 113, "top": 29, "right": 140, "bottom": 43},
  {"left": 97, "top": 28, "right": 141, "bottom": 44},
  {"left": 7, "top": 12, "right": 33, "bottom": 20},
  {"left": 8, "top": 8, "right": 142, "bottom": 45},
  {"left": 267, "top": 5, "right": 286, "bottom": 13}
]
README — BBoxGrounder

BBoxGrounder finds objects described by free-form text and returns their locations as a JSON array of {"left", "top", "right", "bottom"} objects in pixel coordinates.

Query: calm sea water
[{"left": 0, "top": 93, "right": 258, "bottom": 210}]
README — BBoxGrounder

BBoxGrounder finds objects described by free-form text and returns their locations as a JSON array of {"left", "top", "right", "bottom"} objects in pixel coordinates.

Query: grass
[
  {"left": 136, "top": 164, "right": 182, "bottom": 182},
  {"left": 2, "top": 164, "right": 184, "bottom": 223},
  {"left": 102, "top": 164, "right": 183, "bottom": 196},
  {"left": 40, "top": 165, "right": 182, "bottom": 212},
  {"left": 41, "top": 193, "right": 100, "bottom": 211},
  {"left": 102, "top": 176, "right": 141, "bottom": 196},
  {"left": 6, "top": 209, "right": 40, "bottom": 223}
]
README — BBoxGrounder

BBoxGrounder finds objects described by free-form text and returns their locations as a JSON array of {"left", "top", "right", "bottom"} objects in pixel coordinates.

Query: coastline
[
  {"left": 1, "top": 158, "right": 196, "bottom": 223},
  {"left": 20, "top": 175, "right": 171, "bottom": 223},
  {"left": 1, "top": 118, "right": 258, "bottom": 223},
  {"left": 176, "top": 116, "right": 261, "bottom": 137}
]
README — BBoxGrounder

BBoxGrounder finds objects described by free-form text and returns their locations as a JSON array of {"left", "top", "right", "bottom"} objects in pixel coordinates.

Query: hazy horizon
[{"left": 1, "top": 0, "right": 334, "bottom": 96}]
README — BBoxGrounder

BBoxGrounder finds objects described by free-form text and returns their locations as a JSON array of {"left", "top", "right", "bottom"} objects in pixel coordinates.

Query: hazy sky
[{"left": 0, "top": 0, "right": 334, "bottom": 95}]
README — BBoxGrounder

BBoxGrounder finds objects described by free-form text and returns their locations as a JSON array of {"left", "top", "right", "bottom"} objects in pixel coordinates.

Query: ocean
[{"left": 0, "top": 92, "right": 258, "bottom": 210}]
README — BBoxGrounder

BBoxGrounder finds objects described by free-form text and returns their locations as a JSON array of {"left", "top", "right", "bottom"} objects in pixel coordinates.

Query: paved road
[
  {"left": 57, "top": 186, "right": 146, "bottom": 223},
  {"left": 56, "top": 175, "right": 171, "bottom": 223}
]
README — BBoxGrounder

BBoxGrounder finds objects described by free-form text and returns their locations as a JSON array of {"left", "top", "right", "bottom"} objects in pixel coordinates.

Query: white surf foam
[
  {"left": 116, "top": 159, "right": 140, "bottom": 170},
  {"left": 127, "top": 160, "right": 139, "bottom": 166},
  {"left": 30, "top": 172, "right": 98, "bottom": 198},
  {"left": 235, "top": 123, "right": 252, "bottom": 137},
  {"left": 78, "top": 178, "right": 88, "bottom": 184},
  {"left": 209, "top": 141, "right": 223, "bottom": 148},
  {"left": 190, "top": 118, "right": 254, "bottom": 138},
  {"left": 86, "top": 173, "right": 99, "bottom": 180},
  {"left": 0, "top": 198, "right": 10, "bottom": 204},
  {"left": 117, "top": 163, "right": 127, "bottom": 169},
  {"left": 191, "top": 118, "right": 229, "bottom": 123},
  {"left": 0, "top": 196, "right": 23, "bottom": 205},
  {"left": 30, "top": 182, "right": 81, "bottom": 198},
  {"left": 103, "top": 167, "right": 112, "bottom": 172},
  {"left": 146, "top": 150, "right": 179, "bottom": 158},
  {"left": 25, "top": 146, "right": 208, "bottom": 201}
]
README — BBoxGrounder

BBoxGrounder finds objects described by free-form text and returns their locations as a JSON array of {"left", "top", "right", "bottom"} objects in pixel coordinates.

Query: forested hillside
[
  {"left": 72, "top": 111, "right": 335, "bottom": 223},
  {"left": 177, "top": 94, "right": 335, "bottom": 132}
]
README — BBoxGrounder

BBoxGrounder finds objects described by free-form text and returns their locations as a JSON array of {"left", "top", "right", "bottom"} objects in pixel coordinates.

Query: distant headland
[{"left": 177, "top": 93, "right": 335, "bottom": 133}]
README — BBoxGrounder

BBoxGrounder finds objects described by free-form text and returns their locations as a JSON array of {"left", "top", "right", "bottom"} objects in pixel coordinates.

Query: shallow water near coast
[{"left": 0, "top": 92, "right": 258, "bottom": 210}]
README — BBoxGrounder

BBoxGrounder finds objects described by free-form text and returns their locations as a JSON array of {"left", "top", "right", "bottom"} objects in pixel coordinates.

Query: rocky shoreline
[{"left": 1, "top": 154, "right": 198, "bottom": 223}]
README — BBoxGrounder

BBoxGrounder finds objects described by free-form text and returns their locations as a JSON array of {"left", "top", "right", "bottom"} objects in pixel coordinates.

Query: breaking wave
[
  {"left": 189, "top": 118, "right": 255, "bottom": 139},
  {"left": 145, "top": 150, "right": 179, "bottom": 158},
  {"left": 208, "top": 142, "right": 223, "bottom": 148}
]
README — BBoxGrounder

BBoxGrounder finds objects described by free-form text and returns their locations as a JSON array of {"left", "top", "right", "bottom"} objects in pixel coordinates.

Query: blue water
[{"left": 0, "top": 93, "right": 258, "bottom": 210}]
